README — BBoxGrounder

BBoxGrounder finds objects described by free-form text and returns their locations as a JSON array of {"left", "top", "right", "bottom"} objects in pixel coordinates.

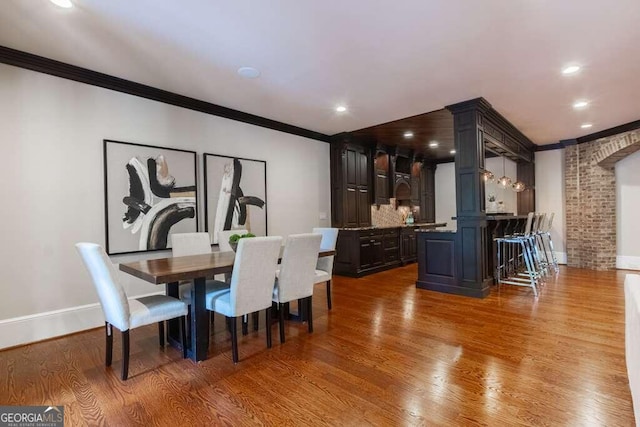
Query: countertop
[{"left": 341, "top": 222, "right": 447, "bottom": 231}]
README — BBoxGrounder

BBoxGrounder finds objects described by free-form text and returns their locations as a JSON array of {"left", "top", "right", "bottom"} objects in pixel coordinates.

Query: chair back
[
  {"left": 75, "top": 243, "right": 130, "bottom": 331},
  {"left": 277, "top": 233, "right": 322, "bottom": 302},
  {"left": 523, "top": 212, "right": 535, "bottom": 237},
  {"left": 313, "top": 227, "right": 338, "bottom": 275},
  {"left": 545, "top": 212, "right": 555, "bottom": 232},
  {"left": 228, "top": 236, "right": 282, "bottom": 317},
  {"left": 218, "top": 229, "right": 249, "bottom": 252},
  {"left": 171, "top": 232, "right": 211, "bottom": 257},
  {"left": 535, "top": 213, "right": 546, "bottom": 234}
]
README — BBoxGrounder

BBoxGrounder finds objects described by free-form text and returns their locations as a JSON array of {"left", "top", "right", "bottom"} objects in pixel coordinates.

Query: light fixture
[
  {"left": 403, "top": 131, "right": 414, "bottom": 138},
  {"left": 335, "top": 105, "right": 347, "bottom": 113},
  {"left": 581, "top": 123, "right": 593, "bottom": 129},
  {"left": 573, "top": 100, "right": 589, "bottom": 109},
  {"left": 450, "top": 149, "right": 456, "bottom": 155},
  {"left": 50, "top": 0, "right": 73, "bottom": 7},
  {"left": 483, "top": 170, "right": 495, "bottom": 183},
  {"left": 428, "top": 141, "right": 439, "bottom": 148},
  {"left": 512, "top": 181, "right": 526, "bottom": 192},
  {"left": 498, "top": 156, "right": 511, "bottom": 188},
  {"left": 237, "top": 66, "right": 260, "bottom": 79},
  {"left": 562, "top": 65, "right": 581, "bottom": 75}
]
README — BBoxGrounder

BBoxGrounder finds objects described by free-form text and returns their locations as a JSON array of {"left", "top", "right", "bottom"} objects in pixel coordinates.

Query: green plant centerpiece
[{"left": 228, "top": 232, "right": 256, "bottom": 252}]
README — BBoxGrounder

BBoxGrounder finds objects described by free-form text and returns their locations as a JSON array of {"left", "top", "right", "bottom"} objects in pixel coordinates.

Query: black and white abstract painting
[
  {"left": 204, "top": 154, "right": 267, "bottom": 244},
  {"left": 104, "top": 140, "right": 198, "bottom": 255}
]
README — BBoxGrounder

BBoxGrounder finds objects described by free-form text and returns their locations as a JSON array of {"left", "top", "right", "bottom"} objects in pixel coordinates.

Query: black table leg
[
  {"left": 165, "top": 282, "right": 184, "bottom": 351},
  {"left": 189, "top": 277, "right": 209, "bottom": 361}
]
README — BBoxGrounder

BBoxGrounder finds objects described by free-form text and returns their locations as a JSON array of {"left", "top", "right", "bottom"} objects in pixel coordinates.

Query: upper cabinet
[
  {"left": 374, "top": 152, "right": 390, "bottom": 205},
  {"left": 331, "top": 138, "right": 371, "bottom": 228}
]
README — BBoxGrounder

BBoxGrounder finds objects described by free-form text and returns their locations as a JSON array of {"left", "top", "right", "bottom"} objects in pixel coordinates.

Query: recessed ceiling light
[
  {"left": 237, "top": 67, "right": 260, "bottom": 79},
  {"left": 581, "top": 123, "right": 593, "bottom": 129},
  {"left": 573, "top": 100, "right": 589, "bottom": 109},
  {"left": 50, "top": 0, "right": 73, "bottom": 7},
  {"left": 335, "top": 105, "right": 347, "bottom": 113},
  {"left": 450, "top": 150, "right": 456, "bottom": 155},
  {"left": 403, "top": 131, "right": 414, "bottom": 138},
  {"left": 428, "top": 141, "right": 439, "bottom": 148},
  {"left": 562, "top": 65, "right": 581, "bottom": 75}
]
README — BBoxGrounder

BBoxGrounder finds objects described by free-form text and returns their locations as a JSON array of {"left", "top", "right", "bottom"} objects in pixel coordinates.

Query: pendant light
[
  {"left": 512, "top": 181, "right": 526, "bottom": 192},
  {"left": 498, "top": 156, "right": 511, "bottom": 188},
  {"left": 482, "top": 170, "right": 495, "bottom": 183}
]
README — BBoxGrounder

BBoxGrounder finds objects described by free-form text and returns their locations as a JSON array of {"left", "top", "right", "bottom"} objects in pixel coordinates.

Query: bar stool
[
  {"left": 538, "top": 213, "right": 559, "bottom": 273},
  {"left": 495, "top": 212, "right": 540, "bottom": 296}
]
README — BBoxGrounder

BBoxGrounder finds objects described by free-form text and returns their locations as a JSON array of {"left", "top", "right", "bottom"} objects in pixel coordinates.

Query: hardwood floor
[{"left": 0, "top": 265, "right": 635, "bottom": 425}]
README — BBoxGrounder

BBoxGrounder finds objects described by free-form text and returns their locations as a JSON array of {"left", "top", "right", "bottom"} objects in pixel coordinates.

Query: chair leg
[
  {"left": 121, "top": 330, "right": 130, "bottom": 381},
  {"left": 253, "top": 311, "right": 259, "bottom": 331},
  {"left": 279, "top": 303, "right": 286, "bottom": 343},
  {"left": 229, "top": 317, "right": 239, "bottom": 363},
  {"left": 105, "top": 322, "right": 113, "bottom": 367},
  {"left": 242, "top": 315, "right": 248, "bottom": 336},
  {"left": 180, "top": 316, "right": 188, "bottom": 359},
  {"left": 326, "top": 280, "right": 332, "bottom": 310},
  {"left": 307, "top": 296, "right": 313, "bottom": 333},
  {"left": 266, "top": 308, "right": 272, "bottom": 349},
  {"left": 158, "top": 321, "right": 165, "bottom": 347}
]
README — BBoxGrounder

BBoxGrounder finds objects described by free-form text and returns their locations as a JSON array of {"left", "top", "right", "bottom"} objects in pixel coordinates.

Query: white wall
[
  {"left": 0, "top": 64, "right": 330, "bottom": 348},
  {"left": 435, "top": 162, "right": 456, "bottom": 229},
  {"left": 535, "top": 149, "right": 567, "bottom": 264},
  {"left": 484, "top": 157, "right": 518, "bottom": 214},
  {"left": 616, "top": 150, "right": 640, "bottom": 270}
]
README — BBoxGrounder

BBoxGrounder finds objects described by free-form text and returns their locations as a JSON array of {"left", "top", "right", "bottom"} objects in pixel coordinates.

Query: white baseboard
[
  {"left": 618, "top": 255, "right": 640, "bottom": 271},
  {"left": 0, "top": 291, "right": 164, "bottom": 350}
]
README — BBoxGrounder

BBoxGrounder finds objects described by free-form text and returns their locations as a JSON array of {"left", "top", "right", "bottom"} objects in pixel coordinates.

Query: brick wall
[{"left": 565, "top": 128, "right": 640, "bottom": 270}]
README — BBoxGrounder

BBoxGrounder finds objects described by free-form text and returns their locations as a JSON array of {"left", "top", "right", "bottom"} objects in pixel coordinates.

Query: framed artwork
[
  {"left": 204, "top": 153, "right": 267, "bottom": 244},
  {"left": 104, "top": 140, "right": 198, "bottom": 255}
]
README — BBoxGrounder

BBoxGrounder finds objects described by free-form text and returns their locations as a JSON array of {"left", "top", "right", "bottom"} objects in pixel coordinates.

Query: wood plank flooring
[{"left": 0, "top": 265, "right": 635, "bottom": 426}]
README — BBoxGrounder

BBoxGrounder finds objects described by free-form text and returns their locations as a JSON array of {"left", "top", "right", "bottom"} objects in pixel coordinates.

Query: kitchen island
[{"left": 334, "top": 222, "right": 447, "bottom": 277}]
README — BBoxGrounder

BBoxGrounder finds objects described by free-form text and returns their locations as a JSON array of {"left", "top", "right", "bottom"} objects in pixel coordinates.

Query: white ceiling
[{"left": 2, "top": 0, "right": 639, "bottom": 145}]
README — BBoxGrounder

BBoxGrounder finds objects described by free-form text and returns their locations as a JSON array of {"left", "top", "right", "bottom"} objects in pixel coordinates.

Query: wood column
[{"left": 447, "top": 99, "right": 493, "bottom": 298}]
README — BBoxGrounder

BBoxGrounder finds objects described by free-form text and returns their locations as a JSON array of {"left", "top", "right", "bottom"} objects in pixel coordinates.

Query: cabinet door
[
  {"left": 358, "top": 189, "right": 371, "bottom": 226},
  {"left": 421, "top": 165, "right": 436, "bottom": 223},
  {"left": 359, "top": 238, "right": 372, "bottom": 269},
  {"left": 357, "top": 151, "right": 369, "bottom": 188},
  {"left": 345, "top": 149, "right": 358, "bottom": 186},
  {"left": 372, "top": 236, "right": 384, "bottom": 267},
  {"left": 409, "top": 233, "right": 417, "bottom": 258},
  {"left": 375, "top": 173, "right": 389, "bottom": 205},
  {"left": 400, "top": 234, "right": 410, "bottom": 259},
  {"left": 345, "top": 188, "right": 358, "bottom": 227}
]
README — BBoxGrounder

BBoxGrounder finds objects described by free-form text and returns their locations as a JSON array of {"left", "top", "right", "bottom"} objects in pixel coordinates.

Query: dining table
[{"left": 119, "top": 247, "right": 336, "bottom": 361}]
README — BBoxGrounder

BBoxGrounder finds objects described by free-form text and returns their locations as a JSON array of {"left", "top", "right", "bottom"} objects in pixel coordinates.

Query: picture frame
[
  {"left": 203, "top": 153, "right": 267, "bottom": 245},
  {"left": 104, "top": 139, "right": 198, "bottom": 255}
]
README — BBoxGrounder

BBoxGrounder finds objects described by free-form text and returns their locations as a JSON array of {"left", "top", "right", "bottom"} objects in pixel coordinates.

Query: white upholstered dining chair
[
  {"left": 204, "top": 236, "right": 282, "bottom": 363},
  {"left": 171, "top": 232, "right": 229, "bottom": 296},
  {"left": 272, "top": 233, "right": 322, "bottom": 343},
  {"left": 75, "top": 242, "right": 188, "bottom": 380},
  {"left": 312, "top": 227, "right": 339, "bottom": 310}
]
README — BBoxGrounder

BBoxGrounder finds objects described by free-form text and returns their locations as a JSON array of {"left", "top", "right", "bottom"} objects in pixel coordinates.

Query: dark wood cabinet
[
  {"left": 335, "top": 228, "right": 400, "bottom": 277},
  {"left": 410, "top": 161, "right": 421, "bottom": 205},
  {"left": 400, "top": 227, "right": 418, "bottom": 264},
  {"left": 383, "top": 228, "right": 400, "bottom": 264},
  {"left": 374, "top": 152, "right": 390, "bottom": 205},
  {"left": 331, "top": 140, "right": 371, "bottom": 228},
  {"left": 420, "top": 163, "right": 436, "bottom": 223},
  {"left": 360, "top": 233, "right": 384, "bottom": 269}
]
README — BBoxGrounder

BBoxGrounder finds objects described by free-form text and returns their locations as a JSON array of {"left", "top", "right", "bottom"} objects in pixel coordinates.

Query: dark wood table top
[{"left": 119, "top": 249, "right": 336, "bottom": 285}]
